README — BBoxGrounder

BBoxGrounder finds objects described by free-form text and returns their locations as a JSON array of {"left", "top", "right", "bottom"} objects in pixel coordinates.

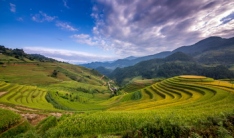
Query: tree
[{"left": 51, "top": 70, "right": 58, "bottom": 78}]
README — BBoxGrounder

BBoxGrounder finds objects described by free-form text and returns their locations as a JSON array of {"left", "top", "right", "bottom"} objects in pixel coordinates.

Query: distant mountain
[
  {"left": 80, "top": 36, "right": 234, "bottom": 79},
  {"left": 95, "top": 66, "right": 112, "bottom": 76},
  {"left": 109, "top": 52, "right": 234, "bottom": 85},
  {"left": 164, "top": 52, "right": 194, "bottom": 62},
  {"left": 124, "top": 56, "right": 138, "bottom": 60},
  {"left": 81, "top": 36, "right": 234, "bottom": 71},
  {"left": 173, "top": 36, "right": 234, "bottom": 56},
  {"left": 80, "top": 51, "right": 171, "bottom": 70}
]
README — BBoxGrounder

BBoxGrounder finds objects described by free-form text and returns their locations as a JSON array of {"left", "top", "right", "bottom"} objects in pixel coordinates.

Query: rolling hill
[
  {"left": 2, "top": 75, "right": 234, "bottom": 137},
  {"left": 1, "top": 44, "right": 234, "bottom": 137},
  {"left": 0, "top": 45, "right": 114, "bottom": 111}
]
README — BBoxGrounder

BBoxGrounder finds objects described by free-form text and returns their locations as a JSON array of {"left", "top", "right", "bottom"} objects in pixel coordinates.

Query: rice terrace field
[
  {"left": 2, "top": 0, "right": 234, "bottom": 137},
  {"left": 1, "top": 66, "right": 234, "bottom": 137}
]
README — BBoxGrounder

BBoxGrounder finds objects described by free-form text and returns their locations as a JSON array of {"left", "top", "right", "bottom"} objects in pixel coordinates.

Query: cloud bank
[
  {"left": 24, "top": 47, "right": 117, "bottom": 64},
  {"left": 73, "top": 0, "right": 234, "bottom": 57}
]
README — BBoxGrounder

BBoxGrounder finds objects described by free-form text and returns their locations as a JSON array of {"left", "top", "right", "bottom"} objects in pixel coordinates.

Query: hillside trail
[
  {"left": 0, "top": 104, "right": 62, "bottom": 126},
  {"left": 0, "top": 92, "right": 7, "bottom": 96}
]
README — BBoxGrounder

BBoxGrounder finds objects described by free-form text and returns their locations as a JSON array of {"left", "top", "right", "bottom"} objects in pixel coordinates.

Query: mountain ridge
[
  {"left": 81, "top": 36, "right": 234, "bottom": 70},
  {"left": 109, "top": 51, "right": 234, "bottom": 85}
]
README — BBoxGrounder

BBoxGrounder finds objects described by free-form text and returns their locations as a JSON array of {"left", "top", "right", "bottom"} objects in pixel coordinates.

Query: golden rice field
[
  {"left": 105, "top": 75, "right": 234, "bottom": 113},
  {"left": 41, "top": 75, "right": 234, "bottom": 137},
  {"left": 1, "top": 75, "right": 234, "bottom": 137},
  {"left": 0, "top": 81, "right": 55, "bottom": 110}
]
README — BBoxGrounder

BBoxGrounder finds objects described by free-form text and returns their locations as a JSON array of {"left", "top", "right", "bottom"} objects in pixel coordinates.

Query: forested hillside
[
  {"left": 81, "top": 36, "right": 234, "bottom": 71},
  {"left": 110, "top": 52, "right": 234, "bottom": 85}
]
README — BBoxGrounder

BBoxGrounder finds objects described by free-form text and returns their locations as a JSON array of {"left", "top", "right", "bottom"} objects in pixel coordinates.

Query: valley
[
  {"left": 2, "top": 0, "right": 234, "bottom": 137},
  {"left": 1, "top": 37, "right": 234, "bottom": 137}
]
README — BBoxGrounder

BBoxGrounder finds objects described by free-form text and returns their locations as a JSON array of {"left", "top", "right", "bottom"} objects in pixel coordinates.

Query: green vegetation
[
  {"left": 0, "top": 47, "right": 112, "bottom": 111},
  {"left": 2, "top": 72, "right": 234, "bottom": 137},
  {"left": 1, "top": 45, "right": 234, "bottom": 137},
  {"left": 0, "top": 81, "right": 55, "bottom": 110},
  {"left": 131, "top": 91, "right": 142, "bottom": 100},
  {"left": 0, "top": 108, "right": 21, "bottom": 133},
  {"left": 0, "top": 108, "right": 32, "bottom": 138},
  {"left": 38, "top": 76, "right": 234, "bottom": 137},
  {"left": 110, "top": 52, "right": 234, "bottom": 85},
  {"left": 84, "top": 36, "right": 234, "bottom": 71}
]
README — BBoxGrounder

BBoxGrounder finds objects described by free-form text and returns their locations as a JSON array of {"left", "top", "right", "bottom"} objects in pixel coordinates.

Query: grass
[
  {"left": 0, "top": 62, "right": 108, "bottom": 86},
  {"left": 44, "top": 81, "right": 110, "bottom": 111},
  {"left": 0, "top": 54, "right": 22, "bottom": 63},
  {"left": 1, "top": 60, "right": 234, "bottom": 137},
  {"left": 0, "top": 60, "right": 111, "bottom": 111},
  {"left": 39, "top": 75, "right": 234, "bottom": 137},
  {"left": 0, "top": 81, "right": 56, "bottom": 110},
  {"left": 121, "top": 77, "right": 157, "bottom": 93},
  {"left": 104, "top": 76, "right": 234, "bottom": 112},
  {"left": 0, "top": 108, "right": 21, "bottom": 133},
  {"left": 43, "top": 110, "right": 234, "bottom": 137}
]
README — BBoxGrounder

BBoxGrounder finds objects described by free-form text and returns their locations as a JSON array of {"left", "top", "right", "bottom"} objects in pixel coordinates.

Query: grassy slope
[
  {"left": 106, "top": 76, "right": 234, "bottom": 111},
  {"left": 1, "top": 52, "right": 234, "bottom": 137},
  {"left": 0, "top": 54, "right": 111, "bottom": 111},
  {"left": 36, "top": 75, "right": 234, "bottom": 137},
  {"left": 1, "top": 74, "right": 234, "bottom": 137}
]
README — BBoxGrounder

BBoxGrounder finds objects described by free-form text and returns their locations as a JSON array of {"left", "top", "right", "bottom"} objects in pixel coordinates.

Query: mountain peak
[
  {"left": 173, "top": 36, "right": 226, "bottom": 55},
  {"left": 124, "top": 56, "right": 138, "bottom": 60},
  {"left": 194, "top": 36, "right": 223, "bottom": 45},
  {"left": 165, "top": 52, "right": 193, "bottom": 62}
]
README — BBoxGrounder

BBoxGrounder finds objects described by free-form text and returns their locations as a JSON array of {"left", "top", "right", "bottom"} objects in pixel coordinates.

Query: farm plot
[
  {"left": 0, "top": 81, "right": 55, "bottom": 110},
  {"left": 0, "top": 108, "right": 21, "bottom": 133},
  {"left": 0, "top": 108, "right": 31, "bottom": 137},
  {"left": 107, "top": 75, "right": 234, "bottom": 113}
]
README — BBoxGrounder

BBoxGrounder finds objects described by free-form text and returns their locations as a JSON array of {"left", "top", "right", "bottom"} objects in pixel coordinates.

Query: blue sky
[{"left": 0, "top": 0, "right": 234, "bottom": 63}]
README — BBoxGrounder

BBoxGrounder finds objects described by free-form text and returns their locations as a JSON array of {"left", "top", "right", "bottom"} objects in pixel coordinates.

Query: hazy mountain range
[
  {"left": 80, "top": 36, "right": 234, "bottom": 85},
  {"left": 81, "top": 36, "right": 234, "bottom": 69}
]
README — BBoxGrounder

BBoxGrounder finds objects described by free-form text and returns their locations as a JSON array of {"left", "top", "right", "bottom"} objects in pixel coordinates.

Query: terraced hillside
[
  {"left": 36, "top": 75, "right": 234, "bottom": 137},
  {"left": 0, "top": 81, "right": 55, "bottom": 110},
  {"left": 0, "top": 60, "right": 112, "bottom": 111},
  {"left": 0, "top": 108, "right": 31, "bottom": 138},
  {"left": 1, "top": 75, "right": 234, "bottom": 137},
  {"left": 107, "top": 75, "right": 234, "bottom": 114}
]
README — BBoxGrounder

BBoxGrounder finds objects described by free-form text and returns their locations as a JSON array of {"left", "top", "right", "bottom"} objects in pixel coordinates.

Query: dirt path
[
  {"left": 0, "top": 104, "right": 20, "bottom": 112},
  {"left": 15, "top": 106, "right": 38, "bottom": 112},
  {"left": 0, "top": 104, "right": 64, "bottom": 126},
  {"left": 21, "top": 113, "right": 47, "bottom": 126},
  {"left": 0, "top": 92, "right": 7, "bottom": 97}
]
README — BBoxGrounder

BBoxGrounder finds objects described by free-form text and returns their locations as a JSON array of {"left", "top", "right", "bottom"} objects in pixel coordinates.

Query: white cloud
[
  {"left": 16, "top": 17, "right": 23, "bottom": 22},
  {"left": 31, "top": 11, "right": 57, "bottom": 22},
  {"left": 71, "top": 34, "right": 114, "bottom": 51},
  {"left": 9, "top": 3, "right": 16, "bottom": 13},
  {"left": 71, "top": 34, "right": 96, "bottom": 46},
  {"left": 23, "top": 47, "right": 117, "bottom": 64},
  {"left": 89, "top": 0, "right": 234, "bottom": 57},
  {"left": 63, "top": 0, "right": 69, "bottom": 9},
  {"left": 56, "top": 21, "right": 78, "bottom": 31}
]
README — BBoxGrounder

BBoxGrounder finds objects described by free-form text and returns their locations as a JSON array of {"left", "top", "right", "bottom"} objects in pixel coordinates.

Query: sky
[{"left": 0, "top": 0, "right": 234, "bottom": 64}]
